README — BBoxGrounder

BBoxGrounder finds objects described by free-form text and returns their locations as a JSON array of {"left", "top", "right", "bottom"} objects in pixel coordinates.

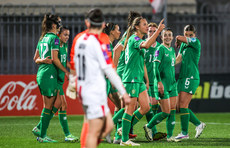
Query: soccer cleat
[
  {"left": 37, "top": 136, "right": 57, "bottom": 143},
  {"left": 143, "top": 124, "right": 153, "bottom": 141},
  {"left": 105, "top": 133, "right": 111, "bottom": 143},
  {"left": 175, "top": 132, "right": 189, "bottom": 140},
  {"left": 195, "top": 122, "right": 206, "bottom": 138},
  {"left": 152, "top": 132, "right": 167, "bottom": 141},
  {"left": 167, "top": 136, "right": 181, "bottom": 142},
  {"left": 129, "top": 133, "right": 137, "bottom": 139},
  {"left": 117, "top": 127, "right": 122, "bottom": 136},
  {"left": 120, "top": 139, "right": 140, "bottom": 146},
  {"left": 65, "top": 134, "right": 79, "bottom": 142},
  {"left": 113, "top": 137, "right": 121, "bottom": 144},
  {"left": 32, "top": 127, "right": 40, "bottom": 137}
]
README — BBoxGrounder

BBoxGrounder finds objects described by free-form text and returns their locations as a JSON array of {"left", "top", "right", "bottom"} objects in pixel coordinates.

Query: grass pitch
[{"left": 0, "top": 113, "right": 230, "bottom": 148}]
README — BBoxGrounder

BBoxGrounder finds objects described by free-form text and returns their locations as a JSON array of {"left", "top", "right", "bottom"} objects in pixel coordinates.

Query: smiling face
[
  {"left": 161, "top": 30, "right": 173, "bottom": 45},
  {"left": 59, "top": 29, "right": 70, "bottom": 43},
  {"left": 136, "top": 19, "right": 148, "bottom": 35},
  {"left": 111, "top": 25, "right": 121, "bottom": 40}
]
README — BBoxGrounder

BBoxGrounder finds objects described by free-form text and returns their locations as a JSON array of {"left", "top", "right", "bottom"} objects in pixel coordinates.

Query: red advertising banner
[{"left": 0, "top": 75, "right": 115, "bottom": 116}]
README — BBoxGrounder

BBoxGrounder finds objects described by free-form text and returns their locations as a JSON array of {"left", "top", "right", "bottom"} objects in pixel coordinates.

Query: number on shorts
[{"left": 185, "top": 78, "right": 190, "bottom": 88}]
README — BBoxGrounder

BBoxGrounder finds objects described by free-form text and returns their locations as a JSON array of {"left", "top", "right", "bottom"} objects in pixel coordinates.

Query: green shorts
[
  {"left": 123, "top": 82, "right": 147, "bottom": 98},
  {"left": 177, "top": 78, "right": 200, "bottom": 95},
  {"left": 148, "top": 84, "right": 156, "bottom": 98},
  {"left": 57, "top": 81, "right": 64, "bottom": 95},
  {"left": 106, "top": 78, "right": 118, "bottom": 96},
  {"left": 37, "top": 77, "right": 57, "bottom": 97},
  {"left": 154, "top": 83, "right": 178, "bottom": 100}
]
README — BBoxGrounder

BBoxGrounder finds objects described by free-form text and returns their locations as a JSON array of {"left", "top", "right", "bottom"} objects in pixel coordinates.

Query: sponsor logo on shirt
[
  {"left": 107, "top": 44, "right": 111, "bottom": 52},
  {"left": 155, "top": 50, "right": 159, "bottom": 57},
  {"left": 165, "top": 54, "right": 169, "bottom": 57},
  {"left": 134, "top": 36, "right": 140, "bottom": 41},
  {"left": 55, "top": 39, "right": 59, "bottom": 45}
]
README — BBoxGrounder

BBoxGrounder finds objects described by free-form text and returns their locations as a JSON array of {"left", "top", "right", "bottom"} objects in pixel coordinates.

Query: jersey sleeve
[
  {"left": 186, "top": 37, "right": 200, "bottom": 49},
  {"left": 51, "top": 36, "right": 60, "bottom": 50},
  {"left": 93, "top": 38, "right": 113, "bottom": 70},
  {"left": 154, "top": 47, "right": 164, "bottom": 63}
]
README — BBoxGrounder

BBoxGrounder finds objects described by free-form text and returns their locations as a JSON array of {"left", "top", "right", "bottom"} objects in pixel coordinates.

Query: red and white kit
[{"left": 74, "top": 33, "right": 125, "bottom": 120}]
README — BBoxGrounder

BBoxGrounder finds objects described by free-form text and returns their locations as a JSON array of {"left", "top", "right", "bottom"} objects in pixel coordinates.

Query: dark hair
[
  {"left": 40, "top": 14, "right": 60, "bottom": 40},
  {"left": 85, "top": 8, "right": 104, "bottom": 29},
  {"left": 103, "top": 23, "right": 116, "bottom": 35},
  {"left": 161, "top": 27, "right": 173, "bottom": 36},
  {"left": 184, "top": 24, "right": 196, "bottom": 33},
  {"left": 124, "top": 17, "right": 144, "bottom": 49},
  {"left": 60, "top": 26, "right": 70, "bottom": 34},
  {"left": 127, "top": 11, "right": 141, "bottom": 27}
]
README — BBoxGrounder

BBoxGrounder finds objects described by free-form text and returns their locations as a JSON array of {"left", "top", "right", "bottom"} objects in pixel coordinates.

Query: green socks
[
  {"left": 131, "top": 110, "right": 144, "bottom": 126},
  {"left": 180, "top": 108, "right": 190, "bottom": 135},
  {"left": 189, "top": 109, "right": 201, "bottom": 126},
  {"left": 147, "top": 112, "right": 169, "bottom": 129},
  {"left": 113, "top": 108, "right": 124, "bottom": 124},
  {"left": 166, "top": 109, "right": 176, "bottom": 138},
  {"left": 122, "top": 113, "right": 132, "bottom": 142},
  {"left": 59, "top": 110, "right": 70, "bottom": 136},
  {"left": 40, "top": 108, "right": 52, "bottom": 138},
  {"left": 36, "top": 107, "right": 58, "bottom": 130},
  {"left": 145, "top": 104, "right": 153, "bottom": 123},
  {"left": 152, "top": 104, "right": 159, "bottom": 114}
]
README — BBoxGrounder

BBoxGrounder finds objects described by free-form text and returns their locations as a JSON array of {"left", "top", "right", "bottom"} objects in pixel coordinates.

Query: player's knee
[{"left": 141, "top": 105, "right": 150, "bottom": 114}]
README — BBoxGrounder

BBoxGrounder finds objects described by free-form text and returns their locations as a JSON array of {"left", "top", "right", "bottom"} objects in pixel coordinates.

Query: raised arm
[{"left": 140, "top": 19, "right": 165, "bottom": 49}]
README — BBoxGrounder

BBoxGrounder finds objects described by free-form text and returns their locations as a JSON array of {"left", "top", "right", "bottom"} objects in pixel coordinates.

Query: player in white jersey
[{"left": 74, "top": 9, "right": 130, "bottom": 148}]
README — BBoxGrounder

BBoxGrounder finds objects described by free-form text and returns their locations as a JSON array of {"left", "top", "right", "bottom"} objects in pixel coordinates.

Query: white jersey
[{"left": 74, "top": 33, "right": 112, "bottom": 106}]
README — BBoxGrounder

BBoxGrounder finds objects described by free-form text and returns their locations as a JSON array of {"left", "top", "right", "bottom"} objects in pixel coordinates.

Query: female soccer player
[
  {"left": 143, "top": 28, "right": 179, "bottom": 142},
  {"left": 175, "top": 25, "right": 206, "bottom": 140},
  {"left": 112, "top": 11, "right": 142, "bottom": 144},
  {"left": 32, "top": 26, "right": 79, "bottom": 142},
  {"left": 103, "top": 22, "right": 121, "bottom": 109},
  {"left": 33, "top": 14, "right": 62, "bottom": 143},
  {"left": 74, "top": 9, "right": 131, "bottom": 148},
  {"left": 119, "top": 17, "right": 165, "bottom": 146},
  {"left": 144, "top": 23, "right": 167, "bottom": 140}
]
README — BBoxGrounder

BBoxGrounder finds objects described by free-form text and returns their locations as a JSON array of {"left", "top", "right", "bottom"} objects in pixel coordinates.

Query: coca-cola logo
[{"left": 0, "top": 81, "right": 38, "bottom": 111}]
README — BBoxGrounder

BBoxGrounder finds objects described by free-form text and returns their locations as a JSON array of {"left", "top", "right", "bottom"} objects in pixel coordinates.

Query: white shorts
[{"left": 83, "top": 103, "right": 110, "bottom": 120}]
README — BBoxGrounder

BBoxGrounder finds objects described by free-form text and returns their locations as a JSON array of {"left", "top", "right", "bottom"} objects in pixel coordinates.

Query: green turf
[{"left": 0, "top": 113, "right": 230, "bottom": 147}]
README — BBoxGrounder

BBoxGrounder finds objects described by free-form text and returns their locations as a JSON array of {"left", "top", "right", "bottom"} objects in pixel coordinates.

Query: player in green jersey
[
  {"left": 175, "top": 25, "right": 206, "bottom": 140},
  {"left": 103, "top": 23, "right": 123, "bottom": 143},
  {"left": 112, "top": 11, "right": 142, "bottom": 144},
  {"left": 144, "top": 28, "right": 180, "bottom": 142},
  {"left": 144, "top": 22, "right": 167, "bottom": 140},
  {"left": 33, "top": 26, "right": 79, "bottom": 142},
  {"left": 33, "top": 14, "right": 62, "bottom": 143},
  {"left": 104, "top": 23, "right": 121, "bottom": 109},
  {"left": 119, "top": 17, "right": 165, "bottom": 146}
]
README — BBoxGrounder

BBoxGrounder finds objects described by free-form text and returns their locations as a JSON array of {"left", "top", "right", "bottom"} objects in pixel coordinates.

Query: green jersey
[
  {"left": 116, "top": 33, "right": 126, "bottom": 78},
  {"left": 122, "top": 34, "right": 145, "bottom": 83},
  {"left": 144, "top": 41, "right": 160, "bottom": 85},
  {"left": 179, "top": 37, "right": 201, "bottom": 80},
  {"left": 57, "top": 42, "right": 68, "bottom": 84},
  {"left": 37, "top": 32, "right": 60, "bottom": 79},
  {"left": 154, "top": 44, "right": 176, "bottom": 91}
]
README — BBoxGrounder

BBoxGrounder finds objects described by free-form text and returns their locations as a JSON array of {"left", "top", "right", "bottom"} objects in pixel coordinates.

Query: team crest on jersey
[
  {"left": 134, "top": 36, "right": 140, "bottom": 41},
  {"left": 132, "top": 89, "right": 136, "bottom": 94},
  {"left": 55, "top": 39, "right": 59, "bottom": 45},
  {"left": 155, "top": 50, "right": 159, "bottom": 57}
]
